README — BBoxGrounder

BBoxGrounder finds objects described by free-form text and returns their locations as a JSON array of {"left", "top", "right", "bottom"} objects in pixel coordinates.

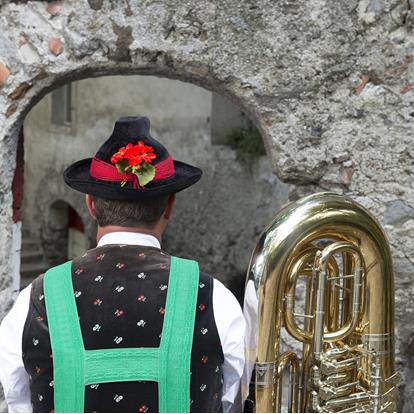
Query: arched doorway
[
  {"left": 0, "top": 3, "right": 287, "bottom": 314},
  {"left": 21, "top": 75, "right": 289, "bottom": 302}
]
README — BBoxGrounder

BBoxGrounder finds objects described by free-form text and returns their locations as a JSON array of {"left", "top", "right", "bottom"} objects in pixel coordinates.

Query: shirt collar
[{"left": 97, "top": 231, "right": 161, "bottom": 249}]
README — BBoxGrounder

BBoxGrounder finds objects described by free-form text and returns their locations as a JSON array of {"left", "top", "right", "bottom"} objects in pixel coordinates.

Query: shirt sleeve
[
  {"left": 0, "top": 284, "right": 33, "bottom": 413},
  {"left": 212, "top": 279, "right": 246, "bottom": 413}
]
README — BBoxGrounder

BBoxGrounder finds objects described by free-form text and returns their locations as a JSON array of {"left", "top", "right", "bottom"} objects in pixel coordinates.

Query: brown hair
[{"left": 92, "top": 195, "right": 169, "bottom": 228}]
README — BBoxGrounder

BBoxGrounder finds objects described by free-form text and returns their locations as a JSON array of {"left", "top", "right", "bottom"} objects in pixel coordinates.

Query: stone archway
[
  {"left": 1, "top": 1, "right": 414, "bottom": 409},
  {"left": 0, "top": 2, "right": 288, "bottom": 310},
  {"left": 21, "top": 74, "right": 290, "bottom": 304}
]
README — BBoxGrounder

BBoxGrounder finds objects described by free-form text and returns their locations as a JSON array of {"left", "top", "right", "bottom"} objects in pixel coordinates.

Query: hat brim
[{"left": 64, "top": 158, "right": 202, "bottom": 200}]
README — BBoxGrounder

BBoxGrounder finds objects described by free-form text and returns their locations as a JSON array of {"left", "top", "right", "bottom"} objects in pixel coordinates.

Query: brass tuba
[{"left": 242, "top": 192, "right": 400, "bottom": 412}]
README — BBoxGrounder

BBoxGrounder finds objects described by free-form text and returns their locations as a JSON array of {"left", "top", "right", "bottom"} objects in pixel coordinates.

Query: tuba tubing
[{"left": 242, "top": 192, "right": 398, "bottom": 412}]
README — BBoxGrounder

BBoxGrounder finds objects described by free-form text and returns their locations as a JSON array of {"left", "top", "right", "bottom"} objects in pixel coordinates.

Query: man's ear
[
  {"left": 164, "top": 193, "right": 176, "bottom": 220},
  {"left": 85, "top": 194, "right": 96, "bottom": 219}
]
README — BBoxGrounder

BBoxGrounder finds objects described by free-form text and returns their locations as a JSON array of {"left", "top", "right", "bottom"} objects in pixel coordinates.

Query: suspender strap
[
  {"left": 159, "top": 257, "right": 199, "bottom": 412},
  {"left": 44, "top": 261, "right": 85, "bottom": 412},
  {"left": 44, "top": 256, "right": 199, "bottom": 413}
]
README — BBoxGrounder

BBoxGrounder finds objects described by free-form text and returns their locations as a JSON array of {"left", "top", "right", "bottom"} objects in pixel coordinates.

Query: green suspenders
[{"left": 44, "top": 256, "right": 200, "bottom": 413}]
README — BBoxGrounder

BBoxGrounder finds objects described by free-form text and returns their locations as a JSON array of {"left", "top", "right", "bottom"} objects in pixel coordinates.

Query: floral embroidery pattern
[
  {"left": 114, "top": 336, "right": 123, "bottom": 344},
  {"left": 25, "top": 246, "right": 224, "bottom": 413},
  {"left": 92, "top": 324, "right": 101, "bottom": 332},
  {"left": 113, "top": 394, "right": 124, "bottom": 403}
]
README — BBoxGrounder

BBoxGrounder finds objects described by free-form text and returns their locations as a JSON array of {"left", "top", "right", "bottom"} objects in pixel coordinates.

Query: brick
[
  {"left": 47, "top": 1, "right": 63, "bottom": 16},
  {"left": 48, "top": 37, "right": 63, "bottom": 56},
  {"left": 0, "top": 63, "right": 10, "bottom": 86}
]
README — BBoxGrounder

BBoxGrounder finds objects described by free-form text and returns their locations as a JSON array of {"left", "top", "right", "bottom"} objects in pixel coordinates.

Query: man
[{"left": 0, "top": 116, "right": 245, "bottom": 413}]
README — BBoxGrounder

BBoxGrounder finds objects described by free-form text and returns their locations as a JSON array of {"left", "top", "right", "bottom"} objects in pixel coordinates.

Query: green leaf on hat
[{"left": 136, "top": 163, "right": 156, "bottom": 187}]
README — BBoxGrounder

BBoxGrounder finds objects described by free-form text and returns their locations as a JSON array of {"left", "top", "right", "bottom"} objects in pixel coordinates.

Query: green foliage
[
  {"left": 225, "top": 126, "right": 266, "bottom": 164},
  {"left": 136, "top": 163, "right": 156, "bottom": 187}
]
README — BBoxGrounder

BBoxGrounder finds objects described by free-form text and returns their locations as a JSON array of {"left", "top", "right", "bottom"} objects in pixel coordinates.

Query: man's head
[
  {"left": 86, "top": 193, "right": 176, "bottom": 241},
  {"left": 64, "top": 116, "right": 201, "bottom": 242}
]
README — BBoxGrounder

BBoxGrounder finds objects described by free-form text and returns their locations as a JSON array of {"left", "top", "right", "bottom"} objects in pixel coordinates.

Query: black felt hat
[{"left": 64, "top": 116, "right": 202, "bottom": 200}]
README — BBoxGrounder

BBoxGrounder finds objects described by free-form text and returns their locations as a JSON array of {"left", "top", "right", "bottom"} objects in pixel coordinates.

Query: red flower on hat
[{"left": 111, "top": 141, "right": 157, "bottom": 187}]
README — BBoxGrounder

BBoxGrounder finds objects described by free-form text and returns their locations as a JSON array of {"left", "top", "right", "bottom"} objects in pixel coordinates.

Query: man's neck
[{"left": 96, "top": 226, "right": 162, "bottom": 244}]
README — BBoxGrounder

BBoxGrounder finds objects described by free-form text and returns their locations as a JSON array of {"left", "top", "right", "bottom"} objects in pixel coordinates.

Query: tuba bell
[{"left": 242, "top": 192, "right": 400, "bottom": 412}]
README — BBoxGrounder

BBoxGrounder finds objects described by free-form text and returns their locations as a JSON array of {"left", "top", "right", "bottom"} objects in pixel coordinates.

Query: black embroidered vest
[{"left": 22, "top": 245, "right": 224, "bottom": 413}]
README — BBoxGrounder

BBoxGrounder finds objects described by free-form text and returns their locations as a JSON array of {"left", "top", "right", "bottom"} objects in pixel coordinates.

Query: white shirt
[{"left": 0, "top": 232, "right": 246, "bottom": 413}]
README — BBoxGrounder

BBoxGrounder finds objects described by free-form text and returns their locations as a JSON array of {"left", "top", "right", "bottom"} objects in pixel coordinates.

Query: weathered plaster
[{"left": 0, "top": 0, "right": 413, "bottom": 409}]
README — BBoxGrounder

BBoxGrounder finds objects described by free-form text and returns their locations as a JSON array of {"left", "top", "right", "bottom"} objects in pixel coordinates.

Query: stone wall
[{"left": 0, "top": 0, "right": 413, "bottom": 410}]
